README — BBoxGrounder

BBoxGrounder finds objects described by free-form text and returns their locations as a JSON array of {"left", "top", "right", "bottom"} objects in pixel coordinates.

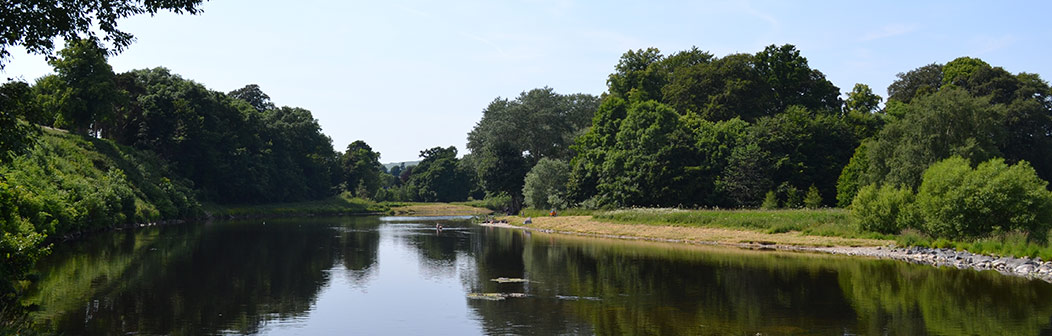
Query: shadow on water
[
  {"left": 20, "top": 216, "right": 1052, "bottom": 335},
  {"left": 23, "top": 216, "right": 384, "bottom": 335}
]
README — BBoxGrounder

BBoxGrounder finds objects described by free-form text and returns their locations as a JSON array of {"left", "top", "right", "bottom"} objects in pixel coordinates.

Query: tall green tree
[
  {"left": 0, "top": 81, "right": 39, "bottom": 163},
  {"left": 467, "top": 87, "right": 598, "bottom": 211},
  {"left": 867, "top": 88, "right": 1005, "bottom": 188},
  {"left": 41, "top": 38, "right": 118, "bottom": 135},
  {"left": 342, "top": 140, "right": 382, "bottom": 198},
  {"left": 229, "top": 84, "right": 276, "bottom": 112},
  {"left": 408, "top": 146, "right": 471, "bottom": 202},
  {"left": 753, "top": 44, "right": 842, "bottom": 115},
  {"left": 664, "top": 53, "right": 772, "bottom": 121}
]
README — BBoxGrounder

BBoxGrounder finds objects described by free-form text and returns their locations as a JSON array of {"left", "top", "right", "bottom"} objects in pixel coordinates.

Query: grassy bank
[
  {"left": 503, "top": 208, "right": 1052, "bottom": 259},
  {"left": 205, "top": 192, "right": 391, "bottom": 218},
  {"left": 388, "top": 203, "right": 493, "bottom": 216}
]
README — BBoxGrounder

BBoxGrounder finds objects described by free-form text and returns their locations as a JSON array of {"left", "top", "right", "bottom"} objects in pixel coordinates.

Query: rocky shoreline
[
  {"left": 483, "top": 222, "right": 1052, "bottom": 283},
  {"left": 814, "top": 245, "right": 1052, "bottom": 282}
]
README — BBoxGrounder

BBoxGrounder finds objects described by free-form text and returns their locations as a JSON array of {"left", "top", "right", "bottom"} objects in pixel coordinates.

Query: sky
[{"left": 3, "top": 0, "right": 1051, "bottom": 163}]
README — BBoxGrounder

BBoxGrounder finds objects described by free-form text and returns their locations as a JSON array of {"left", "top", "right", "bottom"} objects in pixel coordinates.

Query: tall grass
[{"left": 593, "top": 208, "right": 857, "bottom": 235}]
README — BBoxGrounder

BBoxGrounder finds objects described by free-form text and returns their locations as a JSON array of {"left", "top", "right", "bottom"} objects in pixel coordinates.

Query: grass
[
  {"left": 593, "top": 208, "right": 859, "bottom": 236},
  {"left": 206, "top": 192, "right": 390, "bottom": 218},
  {"left": 519, "top": 208, "right": 598, "bottom": 217},
  {"left": 388, "top": 203, "right": 493, "bottom": 215},
  {"left": 499, "top": 207, "right": 1052, "bottom": 259}
]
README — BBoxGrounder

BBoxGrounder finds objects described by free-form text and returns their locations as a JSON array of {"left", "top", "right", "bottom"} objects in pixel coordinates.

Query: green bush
[
  {"left": 760, "top": 191, "right": 779, "bottom": 209},
  {"left": 804, "top": 185, "right": 823, "bottom": 209},
  {"left": 851, "top": 183, "right": 916, "bottom": 234},
  {"left": 916, "top": 157, "right": 1052, "bottom": 241}
]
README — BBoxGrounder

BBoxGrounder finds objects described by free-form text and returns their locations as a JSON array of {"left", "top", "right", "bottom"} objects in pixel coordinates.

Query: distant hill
[{"left": 383, "top": 160, "right": 420, "bottom": 170}]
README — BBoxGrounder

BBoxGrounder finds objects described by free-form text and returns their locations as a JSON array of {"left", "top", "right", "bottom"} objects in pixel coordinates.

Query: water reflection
[{"left": 22, "top": 216, "right": 1052, "bottom": 335}]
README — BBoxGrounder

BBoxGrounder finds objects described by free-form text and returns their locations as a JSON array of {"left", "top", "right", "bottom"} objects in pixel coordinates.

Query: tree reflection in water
[{"left": 24, "top": 216, "right": 1052, "bottom": 335}]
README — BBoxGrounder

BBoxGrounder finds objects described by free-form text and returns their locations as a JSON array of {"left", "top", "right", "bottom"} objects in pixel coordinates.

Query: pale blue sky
[{"left": 3, "top": 1, "right": 1050, "bottom": 162}]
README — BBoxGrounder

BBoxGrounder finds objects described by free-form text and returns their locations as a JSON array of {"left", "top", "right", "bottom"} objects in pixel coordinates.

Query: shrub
[
  {"left": 851, "top": 183, "right": 916, "bottom": 234},
  {"left": 804, "top": 185, "right": 823, "bottom": 209},
  {"left": 760, "top": 191, "right": 779, "bottom": 209},
  {"left": 916, "top": 157, "right": 1052, "bottom": 241}
]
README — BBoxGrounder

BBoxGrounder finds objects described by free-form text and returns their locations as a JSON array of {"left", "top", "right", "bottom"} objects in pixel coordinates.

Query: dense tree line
[
  {"left": 23, "top": 39, "right": 342, "bottom": 203},
  {"left": 563, "top": 44, "right": 863, "bottom": 209}
]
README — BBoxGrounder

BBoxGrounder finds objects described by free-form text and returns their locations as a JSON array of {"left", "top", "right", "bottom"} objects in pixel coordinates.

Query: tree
[
  {"left": 867, "top": 88, "right": 1004, "bottom": 188},
  {"left": 409, "top": 146, "right": 470, "bottom": 202},
  {"left": 467, "top": 87, "right": 598, "bottom": 210},
  {"left": 342, "top": 140, "right": 382, "bottom": 198},
  {"left": 887, "top": 63, "right": 943, "bottom": 103},
  {"left": 0, "top": 0, "right": 206, "bottom": 68},
  {"left": 942, "top": 57, "right": 991, "bottom": 87},
  {"left": 717, "top": 142, "right": 772, "bottom": 207},
  {"left": 664, "top": 53, "right": 773, "bottom": 121},
  {"left": 229, "top": 84, "right": 276, "bottom": 112},
  {"left": 743, "top": 106, "right": 857, "bottom": 207},
  {"left": 44, "top": 38, "right": 118, "bottom": 135},
  {"left": 0, "top": 81, "right": 39, "bottom": 163},
  {"left": 753, "top": 44, "right": 841, "bottom": 115},
  {"left": 522, "top": 158, "right": 570, "bottom": 210},
  {"left": 845, "top": 83, "right": 882, "bottom": 114}
]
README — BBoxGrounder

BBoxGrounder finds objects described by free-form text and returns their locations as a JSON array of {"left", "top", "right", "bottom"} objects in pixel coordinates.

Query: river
[{"left": 22, "top": 215, "right": 1052, "bottom": 335}]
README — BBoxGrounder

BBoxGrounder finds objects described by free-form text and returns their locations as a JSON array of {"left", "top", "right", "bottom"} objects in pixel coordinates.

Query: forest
[{"left": 4, "top": 9, "right": 1052, "bottom": 312}]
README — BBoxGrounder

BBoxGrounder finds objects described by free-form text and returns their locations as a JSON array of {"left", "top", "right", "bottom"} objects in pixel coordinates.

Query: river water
[{"left": 22, "top": 215, "right": 1052, "bottom": 335}]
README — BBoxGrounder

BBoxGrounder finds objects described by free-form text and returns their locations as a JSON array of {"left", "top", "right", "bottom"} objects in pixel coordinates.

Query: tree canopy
[{"left": 0, "top": 0, "right": 206, "bottom": 68}]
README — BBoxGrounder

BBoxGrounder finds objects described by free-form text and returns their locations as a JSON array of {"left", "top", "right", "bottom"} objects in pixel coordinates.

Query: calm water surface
[{"left": 24, "top": 216, "right": 1052, "bottom": 335}]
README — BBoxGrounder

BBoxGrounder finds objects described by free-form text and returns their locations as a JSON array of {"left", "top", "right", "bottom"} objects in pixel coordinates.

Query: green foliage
[
  {"left": 753, "top": 44, "right": 842, "bottom": 115},
  {"left": 887, "top": 63, "right": 943, "bottom": 103},
  {"left": 207, "top": 193, "right": 388, "bottom": 217},
  {"left": 522, "top": 158, "right": 570, "bottom": 210},
  {"left": 837, "top": 143, "right": 871, "bottom": 207},
  {"left": 851, "top": 184, "right": 916, "bottom": 234},
  {"left": 760, "top": 191, "right": 779, "bottom": 209},
  {"left": 455, "top": 192, "right": 513, "bottom": 212},
  {"left": 0, "top": 131, "right": 200, "bottom": 304},
  {"left": 0, "top": 81, "right": 40, "bottom": 163},
  {"left": 845, "top": 83, "right": 882, "bottom": 114},
  {"left": 109, "top": 68, "right": 339, "bottom": 203},
  {"left": 804, "top": 185, "right": 823, "bottom": 209},
  {"left": 916, "top": 157, "right": 1052, "bottom": 241},
  {"left": 467, "top": 87, "right": 598, "bottom": 211},
  {"left": 736, "top": 106, "right": 857, "bottom": 207},
  {"left": 942, "top": 57, "right": 991, "bottom": 86},
  {"left": 407, "top": 147, "right": 472, "bottom": 202},
  {"left": 42, "top": 39, "right": 117, "bottom": 134},
  {"left": 342, "top": 140, "right": 383, "bottom": 198},
  {"left": 593, "top": 208, "right": 854, "bottom": 236},
  {"left": 867, "top": 88, "right": 1004, "bottom": 188},
  {"left": 664, "top": 53, "right": 772, "bottom": 121},
  {"left": 716, "top": 142, "right": 771, "bottom": 207},
  {"left": 0, "top": 0, "right": 205, "bottom": 68}
]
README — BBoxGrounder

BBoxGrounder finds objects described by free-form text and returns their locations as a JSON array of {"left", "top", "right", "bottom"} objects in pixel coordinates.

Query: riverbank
[
  {"left": 204, "top": 193, "right": 391, "bottom": 219},
  {"left": 486, "top": 214, "right": 1052, "bottom": 282},
  {"left": 388, "top": 203, "right": 493, "bottom": 216}
]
